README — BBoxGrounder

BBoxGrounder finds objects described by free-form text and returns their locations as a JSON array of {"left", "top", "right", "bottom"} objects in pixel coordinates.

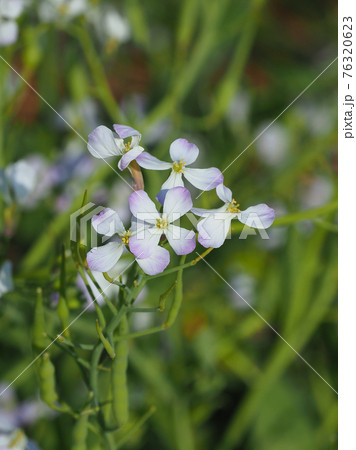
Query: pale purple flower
[
  {"left": 136, "top": 138, "right": 223, "bottom": 191},
  {"left": 86, "top": 208, "right": 169, "bottom": 276},
  {"left": 192, "top": 183, "right": 275, "bottom": 248},
  {"left": 87, "top": 124, "right": 144, "bottom": 171},
  {"left": 129, "top": 187, "right": 196, "bottom": 260}
]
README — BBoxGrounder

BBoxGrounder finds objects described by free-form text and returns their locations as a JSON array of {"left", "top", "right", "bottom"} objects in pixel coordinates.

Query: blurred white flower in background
[
  {"left": 57, "top": 98, "right": 99, "bottom": 134},
  {"left": 38, "top": 0, "right": 87, "bottom": 22},
  {"left": 228, "top": 272, "right": 256, "bottom": 310},
  {"left": 227, "top": 91, "right": 251, "bottom": 127},
  {"left": 0, "top": 383, "right": 44, "bottom": 449},
  {"left": 255, "top": 123, "right": 290, "bottom": 166},
  {"left": 0, "top": 160, "right": 37, "bottom": 205},
  {"left": 296, "top": 101, "right": 335, "bottom": 137},
  {"left": 0, "top": 261, "right": 13, "bottom": 298},
  {"left": 0, "top": 0, "right": 25, "bottom": 47},
  {"left": 299, "top": 175, "right": 334, "bottom": 210},
  {"left": 89, "top": 6, "right": 130, "bottom": 45}
]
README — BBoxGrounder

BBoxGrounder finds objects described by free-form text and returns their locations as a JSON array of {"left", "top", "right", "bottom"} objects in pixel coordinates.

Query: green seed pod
[
  {"left": 158, "top": 280, "right": 177, "bottom": 312},
  {"left": 112, "top": 315, "right": 129, "bottom": 426},
  {"left": 72, "top": 414, "right": 89, "bottom": 450},
  {"left": 96, "top": 320, "right": 115, "bottom": 359},
  {"left": 57, "top": 296, "right": 70, "bottom": 337},
  {"left": 32, "top": 287, "right": 48, "bottom": 352},
  {"left": 39, "top": 353, "right": 58, "bottom": 407}
]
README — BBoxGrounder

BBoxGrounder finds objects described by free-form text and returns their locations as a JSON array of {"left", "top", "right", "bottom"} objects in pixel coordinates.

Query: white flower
[
  {"left": 0, "top": 160, "right": 37, "bottom": 205},
  {"left": 87, "top": 124, "right": 144, "bottom": 171},
  {"left": 87, "top": 207, "right": 170, "bottom": 276},
  {"left": 0, "top": 261, "right": 13, "bottom": 298},
  {"left": 89, "top": 7, "right": 130, "bottom": 44},
  {"left": 0, "top": 0, "right": 25, "bottom": 47},
  {"left": 192, "top": 184, "right": 275, "bottom": 248},
  {"left": 38, "top": 0, "right": 87, "bottom": 22},
  {"left": 129, "top": 187, "right": 196, "bottom": 260},
  {"left": 136, "top": 138, "right": 223, "bottom": 193}
]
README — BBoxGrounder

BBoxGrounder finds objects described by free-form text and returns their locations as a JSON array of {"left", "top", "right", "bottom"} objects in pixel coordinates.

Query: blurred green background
[{"left": 0, "top": 0, "right": 337, "bottom": 449}]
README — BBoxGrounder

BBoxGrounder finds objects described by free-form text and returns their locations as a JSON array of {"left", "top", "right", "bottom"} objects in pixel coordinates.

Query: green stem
[
  {"left": 72, "top": 25, "right": 122, "bottom": 123},
  {"left": 117, "top": 255, "right": 188, "bottom": 341}
]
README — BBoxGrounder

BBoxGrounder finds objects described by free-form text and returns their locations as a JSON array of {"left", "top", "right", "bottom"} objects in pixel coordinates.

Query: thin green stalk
[
  {"left": 72, "top": 25, "right": 122, "bottom": 123},
  {"left": 117, "top": 255, "right": 188, "bottom": 341}
]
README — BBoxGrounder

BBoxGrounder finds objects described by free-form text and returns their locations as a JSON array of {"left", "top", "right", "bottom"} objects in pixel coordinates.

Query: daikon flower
[
  {"left": 87, "top": 124, "right": 144, "bottom": 171},
  {"left": 192, "top": 183, "right": 275, "bottom": 248},
  {"left": 136, "top": 138, "right": 223, "bottom": 191},
  {"left": 0, "top": 261, "right": 13, "bottom": 298},
  {"left": 129, "top": 187, "right": 196, "bottom": 258},
  {"left": 86, "top": 208, "right": 169, "bottom": 276},
  {"left": 0, "top": 160, "right": 37, "bottom": 205},
  {"left": 38, "top": 0, "right": 87, "bottom": 23},
  {"left": 0, "top": 0, "right": 25, "bottom": 47}
]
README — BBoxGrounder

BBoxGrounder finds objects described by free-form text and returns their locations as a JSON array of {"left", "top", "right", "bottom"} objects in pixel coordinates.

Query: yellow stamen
[
  {"left": 156, "top": 217, "right": 168, "bottom": 229},
  {"left": 124, "top": 142, "right": 131, "bottom": 152},
  {"left": 172, "top": 159, "right": 186, "bottom": 173},
  {"left": 58, "top": 5, "right": 68, "bottom": 14},
  {"left": 227, "top": 199, "right": 241, "bottom": 214},
  {"left": 121, "top": 230, "right": 131, "bottom": 244}
]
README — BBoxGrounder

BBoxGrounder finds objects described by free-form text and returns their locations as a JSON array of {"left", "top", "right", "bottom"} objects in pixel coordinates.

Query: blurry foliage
[{"left": 0, "top": 0, "right": 337, "bottom": 449}]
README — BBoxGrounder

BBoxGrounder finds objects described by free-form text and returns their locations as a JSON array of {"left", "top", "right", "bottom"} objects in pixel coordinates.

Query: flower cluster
[{"left": 86, "top": 125, "right": 275, "bottom": 276}]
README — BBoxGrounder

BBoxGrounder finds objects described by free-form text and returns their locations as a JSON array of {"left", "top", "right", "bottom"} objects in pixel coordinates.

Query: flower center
[
  {"left": 156, "top": 218, "right": 168, "bottom": 229},
  {"left": 59, "top": 5, "right": 68, "bottom": 14},
  {"left": 172, "top": 159, "right": 186, "bottom": 173},
  {"left": 121, "top": 230, "right": 131, "bottom": 244},
  {"left": 124, "top": 141, "right": 131, "bottom": 152},
  {"left": 227, "top": 199, "right": 241, "bottom": 214}
]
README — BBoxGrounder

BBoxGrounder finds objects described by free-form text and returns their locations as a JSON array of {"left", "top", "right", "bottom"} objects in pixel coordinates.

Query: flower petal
[
  {"left": 163, "top": 186, "right": 193, "bottom": 222},
  {"left": 92, "top": 208, "right": 125, "bottom": 237},
  {"left": 136, "top": 152, "right": 172, "bottom": 170},
  {"left": 191, "top": 205, "right": 227, "bottom": 217},
  {"left": 166, "top": 225, "right": 196, "bottom": 255},
  {"left": 216, "top": 183, "right": 232, "bottom": 203},
  {"left": 161, "top": 171, "right": 184, "bottom": 190},
  {"left": 237, "top": 204, "right": 275, "bottom": 229},
  {"left": 1, "top": 0, "right": 24, "bottom": 19},
  {"left": 156, "top": 189, "right": 168, "bottom": 205},
  {"left": 169, "top": 138, "right": 199, "bottom": 165},
  {"left": 136, "top": 246, "right": 170, "bottom": 276},
  {"left": 129, "top": 227, "right": 162, "bottom": 259},
  {"left": 0, "top": 21, "right": 18, "bottom": 47},
  {"left": 129, "top": 190, "right": 160, "bottom": 223},
  {"left": 183, "top": 167, "right": 223, "bottom": 191},
  {"left": 118, "top": 146, "right": 144, "bottom": 171},
  {"left": 87, "top": 242, "right": 123, "bottom": 272},
  {"left": 113, "top": 124, "right": 141, "bottom": 140},
  {"left": 197, "top": 214, "right": 233, "bottom": 248},
  {"left": 88, "top": 125, "right": 121, "bottom": 159}
]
